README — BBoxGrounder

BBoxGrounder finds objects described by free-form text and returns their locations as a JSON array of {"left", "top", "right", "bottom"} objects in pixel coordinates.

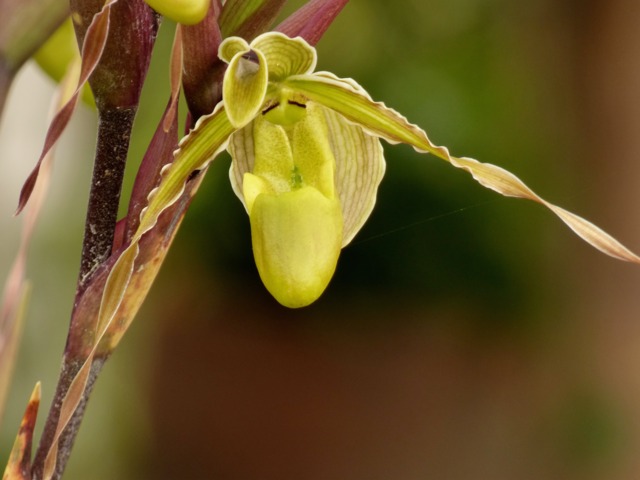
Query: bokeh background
[{"left": 2, "top": 0, "right": 640, "bottom": 478}]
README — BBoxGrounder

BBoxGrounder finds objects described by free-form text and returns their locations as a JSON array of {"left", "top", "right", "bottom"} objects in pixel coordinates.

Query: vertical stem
[{"left": 77, "top": 108, "right": 136, "bottom": 289}]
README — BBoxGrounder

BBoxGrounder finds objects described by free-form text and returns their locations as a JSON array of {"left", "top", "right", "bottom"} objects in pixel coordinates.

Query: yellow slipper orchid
[{"left": 105, "top": 31, "right": 639, "bottom": 315}]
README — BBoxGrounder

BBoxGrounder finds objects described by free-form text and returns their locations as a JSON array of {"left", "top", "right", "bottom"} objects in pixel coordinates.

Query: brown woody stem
[{"left": 77, "top": 108, "right": 135, "bottom": 288}]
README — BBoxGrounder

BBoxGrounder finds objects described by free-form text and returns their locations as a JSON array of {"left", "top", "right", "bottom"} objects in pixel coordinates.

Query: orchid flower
[{"left": 119, "top": 31, "right": 640, "bottom": 311}]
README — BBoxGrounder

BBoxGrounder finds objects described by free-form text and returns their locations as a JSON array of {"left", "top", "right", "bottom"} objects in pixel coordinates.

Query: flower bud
[{"left": 144, "top": 0, "right": 209, "bottom": 25}]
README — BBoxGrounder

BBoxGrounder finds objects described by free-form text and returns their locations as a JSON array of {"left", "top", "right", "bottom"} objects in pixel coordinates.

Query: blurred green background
[{"left": 2, "top": 0, "right": 640, "bottom": 478}]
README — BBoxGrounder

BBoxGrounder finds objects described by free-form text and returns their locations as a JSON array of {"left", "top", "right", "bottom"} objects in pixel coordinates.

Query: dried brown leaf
[{"left": 16, "top": 0, "right": 115, "bottom": 214}]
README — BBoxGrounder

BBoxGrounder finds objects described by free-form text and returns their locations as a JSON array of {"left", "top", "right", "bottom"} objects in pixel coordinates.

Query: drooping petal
[
  {"left": 220, "top": 38, "right": 268, "bottom": 128},
  {"left": 285, "top": 73, "right": 640, "bottom": 264},
  {"left": 250, "top": 187, "right": 343, "bottom": 308},
  {"left": 100, "top": 103, "right": 234, "bottom": 338}
]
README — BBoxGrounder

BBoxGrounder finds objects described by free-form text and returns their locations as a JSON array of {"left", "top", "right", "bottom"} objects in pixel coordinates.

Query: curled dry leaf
[
  {"left": 16, "top": 0, "right": 116, "bottom": 214},
  {"left": 284, "top": 72, "right": 640, "bottom": 265}
]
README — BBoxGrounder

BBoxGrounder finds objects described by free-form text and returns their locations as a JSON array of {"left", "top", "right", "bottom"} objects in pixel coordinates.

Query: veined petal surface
[
  {"left": 320, "top": 107, "right": 385, "bottom": 246},
  {"left": 251, "top": 31, "right": 317, "bottom": 80},
  {"left": 222, "top": 46, "right": 269, "bottom": 129}
]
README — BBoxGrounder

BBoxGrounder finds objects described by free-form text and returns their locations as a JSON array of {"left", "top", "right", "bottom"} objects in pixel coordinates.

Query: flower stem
[{"left": 77, "top": 108, "right": 136, "bottom": 289}]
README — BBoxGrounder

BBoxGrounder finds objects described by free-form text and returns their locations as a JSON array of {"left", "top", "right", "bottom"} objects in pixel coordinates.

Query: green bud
[{"left": 144, "top": 0, "right": 209, "bottom": 25}]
